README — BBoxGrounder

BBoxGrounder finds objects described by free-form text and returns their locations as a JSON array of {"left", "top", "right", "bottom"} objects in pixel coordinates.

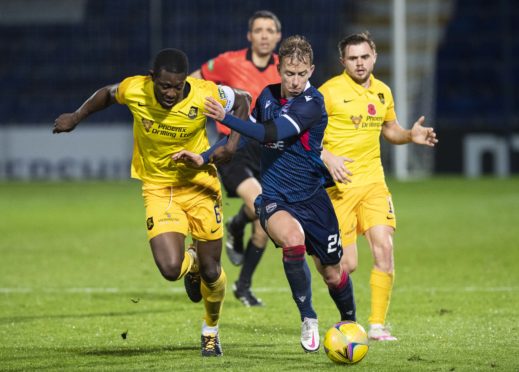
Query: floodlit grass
[{"left": 1, "top": 178, "right": 518, "bottom": 371}]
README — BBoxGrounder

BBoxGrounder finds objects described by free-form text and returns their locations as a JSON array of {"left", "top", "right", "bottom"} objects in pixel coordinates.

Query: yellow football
[{"left": 323, "top": 321, "right": 369, "bottom": 364}]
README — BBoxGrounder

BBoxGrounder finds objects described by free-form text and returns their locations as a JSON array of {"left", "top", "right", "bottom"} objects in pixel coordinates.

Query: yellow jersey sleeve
[
  {"left": 320, "top": 84, "right": 334, "bottom": 117},
  {"left": 384, "top": 89, "right": 397, "bottom": 122},
  {"left": 197, "top": 80, "right": 233, "bottom": 111},
  {"left": 114, "top": 76, "right": 136, "bottom": 105}
]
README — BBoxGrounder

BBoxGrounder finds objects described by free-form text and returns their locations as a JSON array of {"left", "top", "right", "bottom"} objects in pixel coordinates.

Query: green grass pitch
[{"left": 1, "top": 177, "right": 518, "bottom": 371}]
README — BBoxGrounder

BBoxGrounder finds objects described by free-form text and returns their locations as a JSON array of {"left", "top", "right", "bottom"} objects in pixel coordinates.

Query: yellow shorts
[
  {"left": 142, "top": 182, "right": 223, "bottom": 241},
  {"left": 327, "top": 182, "right": 396, "bottom": 246}
]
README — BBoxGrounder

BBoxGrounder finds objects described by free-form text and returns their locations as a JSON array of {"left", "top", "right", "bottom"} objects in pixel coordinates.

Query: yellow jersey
[
  {"left": 115, "top": 75, "right": 230, "bottom": 186},
  {"left": 319, "top": 72, "right": 397, "bottom": 189}
]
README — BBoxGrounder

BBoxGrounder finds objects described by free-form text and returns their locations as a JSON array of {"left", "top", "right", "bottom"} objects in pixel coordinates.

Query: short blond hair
[{"left": 278, "top": 35, "right": 313, "bottom": 65}]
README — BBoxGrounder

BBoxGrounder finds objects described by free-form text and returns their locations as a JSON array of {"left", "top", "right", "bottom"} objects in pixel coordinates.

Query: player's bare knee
[
  {"left": 322, "top": 269, "right": 342, "bottom": 288},
  {"left": 158, "top": 263, "right": 182, "bottom": 281},
  {"left": 374, "top": 246, "right": 394, "bottom": 272},
  {"left": 200, "top": 266, "right": 220, "bottom": 283},
  {"left": 280, "top": 232, "right": 304, "bottom": 248}
]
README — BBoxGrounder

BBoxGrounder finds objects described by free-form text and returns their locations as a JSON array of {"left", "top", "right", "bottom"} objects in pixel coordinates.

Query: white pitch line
[
  {"left": 395, "top": 286, "right": 519, "bottom": 293},
  {"left": 0, "top": 286, "right": 517, "bottom": 294}
]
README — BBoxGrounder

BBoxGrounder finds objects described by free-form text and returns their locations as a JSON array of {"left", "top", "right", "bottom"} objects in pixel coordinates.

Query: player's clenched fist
[{"left": 53, "top": 112, "right": 80, "bottom": 133}]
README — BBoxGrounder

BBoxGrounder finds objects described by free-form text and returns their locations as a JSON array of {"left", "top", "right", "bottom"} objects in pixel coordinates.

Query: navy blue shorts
[{"left": 254, "top": 187, "right": 343, "bottom": 265}]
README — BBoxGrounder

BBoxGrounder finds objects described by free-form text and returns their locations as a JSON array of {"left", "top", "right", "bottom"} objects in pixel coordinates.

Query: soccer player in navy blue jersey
[{"left": 173, "top": 35, "right": 356, "bottom": 353}]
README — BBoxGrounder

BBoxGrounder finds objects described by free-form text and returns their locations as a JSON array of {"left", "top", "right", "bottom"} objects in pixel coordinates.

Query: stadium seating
[
  {"left": 435, "top": 0, "right": 519, "bottom": 130},
  {"left": 0, "top": 0, "right": 350, "bottom": 124}
]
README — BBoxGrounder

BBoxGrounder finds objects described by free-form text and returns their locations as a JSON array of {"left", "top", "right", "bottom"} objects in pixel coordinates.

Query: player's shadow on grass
[
  {"left": 78, "top": 345, "right": 198, "bottom": 357},
  {"left": 0, "top": 308, "right": 170, "bottom": 324}
]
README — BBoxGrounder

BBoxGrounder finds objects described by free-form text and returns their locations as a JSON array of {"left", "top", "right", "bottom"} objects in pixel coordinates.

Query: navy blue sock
[
  {"left": 282, "top": 245, "right": 317, "bottom": 321},
  {"left": 328, "top": 271, "right": 356, "bottom": 321},
  {"left": 237, "top": 240, "right": 265, "bottom": 289}
]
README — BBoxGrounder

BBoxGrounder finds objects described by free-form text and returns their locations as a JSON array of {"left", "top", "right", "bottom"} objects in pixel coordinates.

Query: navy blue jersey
[{"left": 251, "top": 82, "right": 331, "bottom": 203}]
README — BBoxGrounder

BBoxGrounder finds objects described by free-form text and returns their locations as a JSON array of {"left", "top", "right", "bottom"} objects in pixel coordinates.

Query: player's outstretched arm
[
  {"left": 321, "top": 148, "right": 354, "bottom": 184},
  {"left": 53, "top": 84, "right": 118, "bottom": 134},
  {"left": 382, "top": 116, "right": 438, "bottom": 147},
  {"left": 410, "top": 116, "right": 438, "bottom": 147},
  {"left": 204, "top": 97, "right": 307, "bottom": 143}
]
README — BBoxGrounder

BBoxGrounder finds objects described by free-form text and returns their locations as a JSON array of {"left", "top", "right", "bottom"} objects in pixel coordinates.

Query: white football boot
[{"left": 300, "top": 317, "right": 320, "bottom": 352}]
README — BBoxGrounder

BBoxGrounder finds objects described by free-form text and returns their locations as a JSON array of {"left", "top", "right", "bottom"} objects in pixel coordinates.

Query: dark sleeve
[
  {"left": 283, "top": 98, "right": 322, "bottom": 132},
  {"left": 219, "top": 97, "right": 322, "bottom": 143},
  {"left": 200, "top": 134, "right": 249, "bottom": 164},
  {"left": 224, "top": 97, "right": 323, "bottom": 142},
  {"left": 200, "top": 136, "right": 228, "bottom": 164}
]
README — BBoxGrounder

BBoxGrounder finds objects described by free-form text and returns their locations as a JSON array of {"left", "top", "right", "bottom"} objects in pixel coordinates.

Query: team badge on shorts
[
  {"left": 266, "top": 202, "right": 277, "bottom": 214},
  {"left": 146, "top": 217, "right": 154, "bottom": 230}
]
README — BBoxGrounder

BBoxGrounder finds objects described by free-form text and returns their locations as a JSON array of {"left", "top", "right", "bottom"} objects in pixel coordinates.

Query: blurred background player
[
  {"left": 178, "top": 35, "right": 356, "bottom": 353},
  {"left": 320, "top": 32, "right": 437, "bottom": 341},
  {"left": 191, "top": 10, "right": 282, "bottom": 307},
  {"left": 53, "top": 48, "right": 250, "bottom": 356}
]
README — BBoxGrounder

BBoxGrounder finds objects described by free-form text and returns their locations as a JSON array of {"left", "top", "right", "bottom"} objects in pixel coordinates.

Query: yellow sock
[
  {"left": 368, "top": 268, "right": 394, "bottom": 325},
  {"left": 201, "top": 268, "right": 227, "bottom": 327},
  {"left": 177, "top": 250, "right": 193, "bottom": 280}
]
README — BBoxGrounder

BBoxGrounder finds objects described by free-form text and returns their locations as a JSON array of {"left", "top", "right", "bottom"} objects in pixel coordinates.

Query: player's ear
[
  {"left": 308, "top": 64, "right": 315, "bottom": 78},
  {"left": 339, "top": 58, "right": 346, "bottom": 68},
  {"left": 247, "top": 32, "right": 252, "bottom": 43},
  {"left": 373, "top": 52, "right": 377, "bottom": 65},
  {"left": 275, "top": 32, "right": 282, "bottom": 44},
  {"left": 149, "top": 69, "right": 155, "bottom": 78}
]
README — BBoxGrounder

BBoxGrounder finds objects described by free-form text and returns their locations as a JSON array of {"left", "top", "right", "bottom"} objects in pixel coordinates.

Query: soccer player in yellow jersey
[
  {"left": 319, "top": 32, "right": 438, "bottom": 341},
  {"left": 53, "top": 48, "right": 250, "bottom": 356},
  {"left": 190, "top": 10, "right": 282, "bottom": 307}
]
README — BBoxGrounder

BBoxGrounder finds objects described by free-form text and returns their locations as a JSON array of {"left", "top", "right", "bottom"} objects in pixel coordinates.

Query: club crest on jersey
[
  {"left": 142, "top": 118, "right": 154, "bottom": 132},
  {"left": 368, "top": 103, "right": 377, "bottom": 116},
  {"left": 378, "top": 93, "right": 385, "bottom": 104},
  {"left": 350, "top": 115, "right": 363, "bottom": 129},
  {"left": 188, "top": 106, "right": 198, "bottom": 119},
  {"left": 266, "top": 202, "right": 278, "bottom": 214},
  {"left": 146, "top": 217, "right": 154, "bottom": 230}
]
